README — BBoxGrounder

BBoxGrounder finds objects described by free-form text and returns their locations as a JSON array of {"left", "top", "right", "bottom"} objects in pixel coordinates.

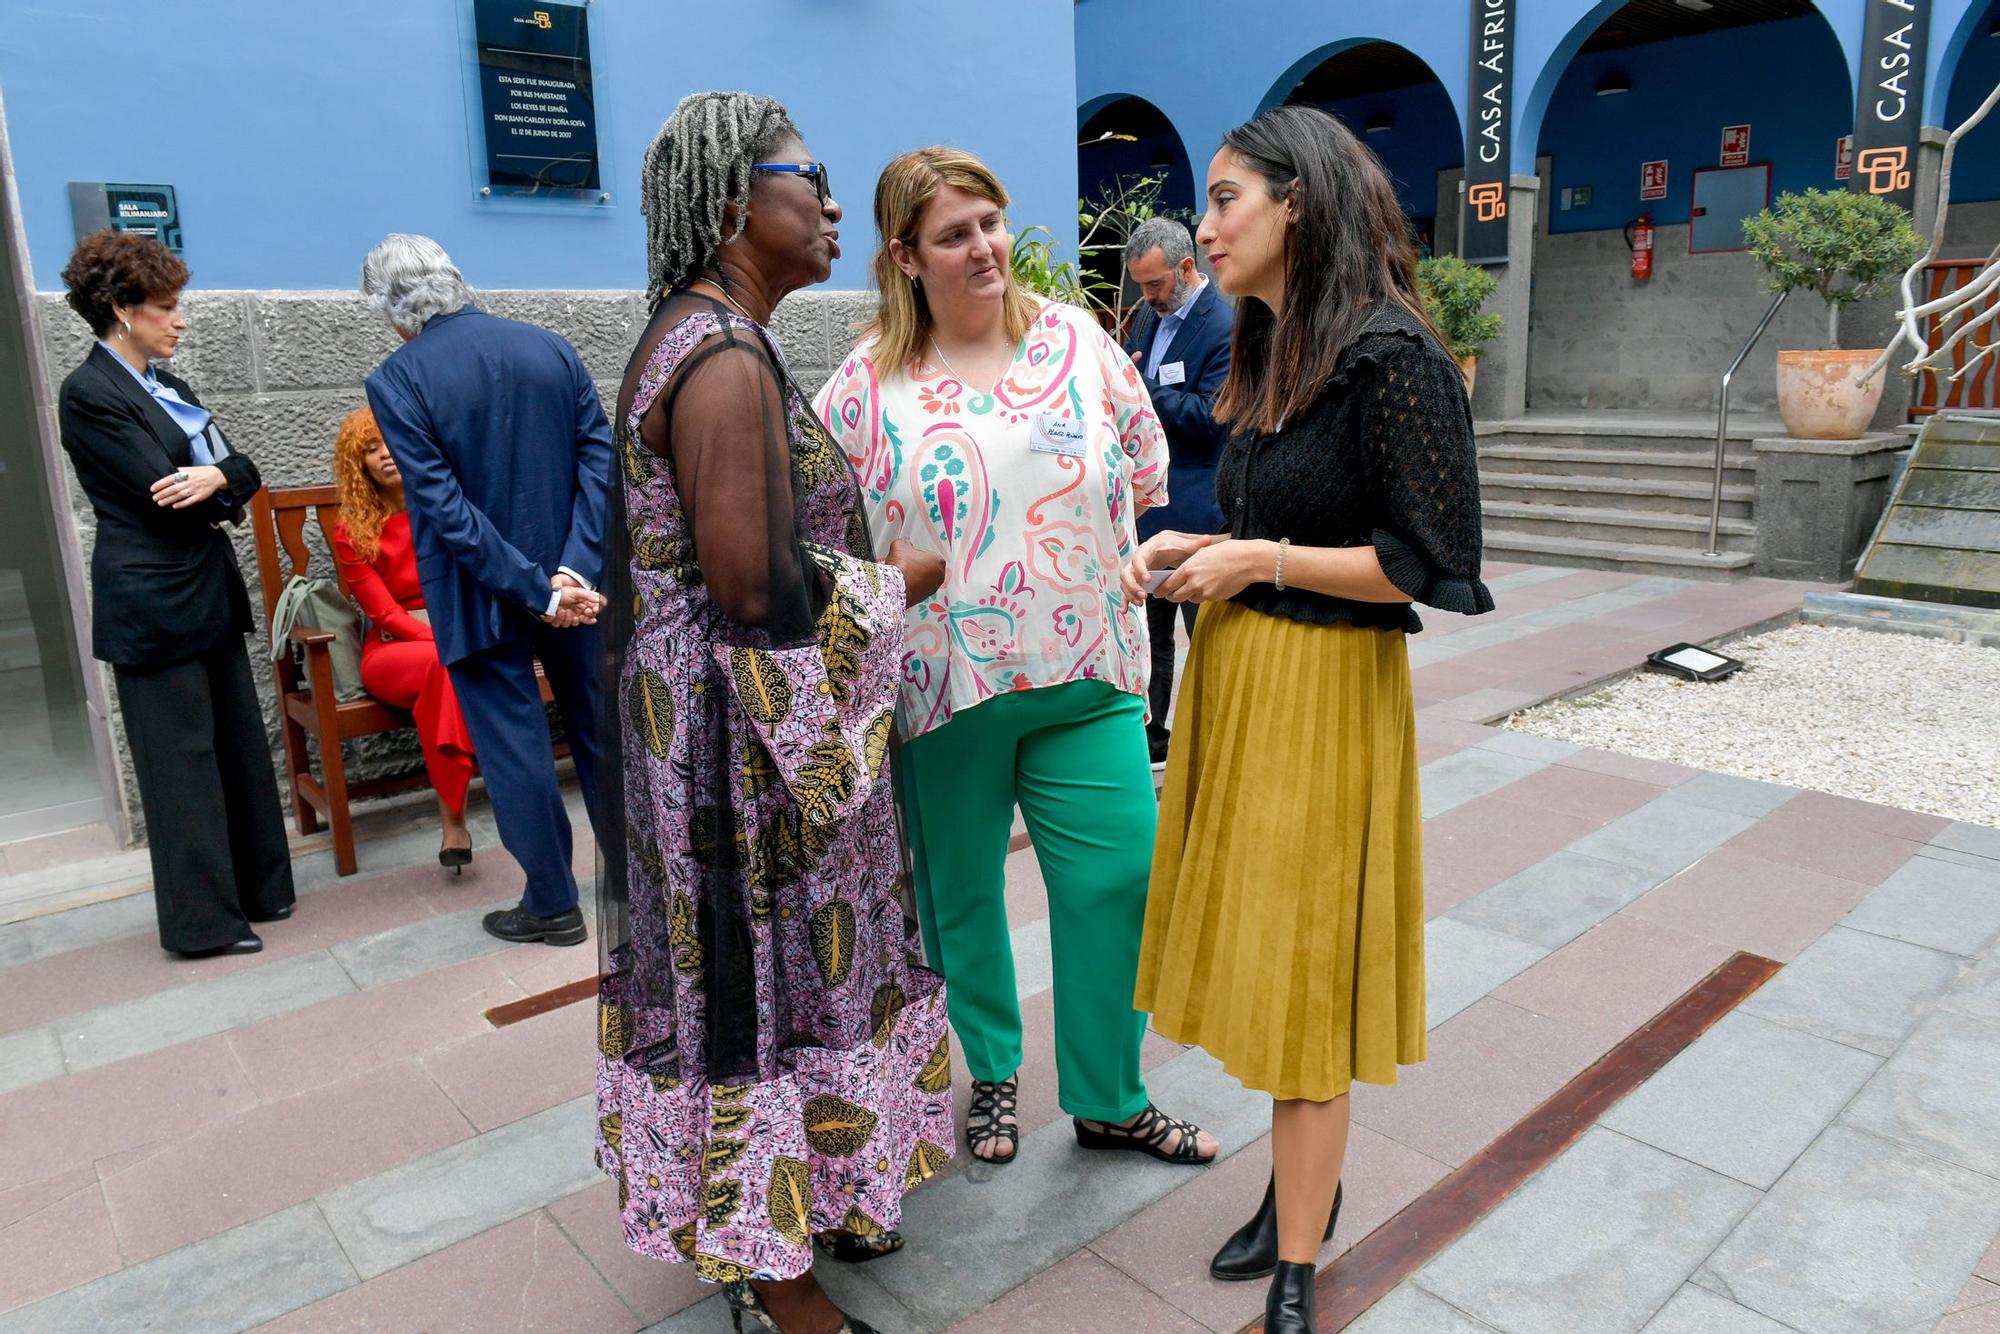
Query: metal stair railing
[{"left": 1708, "top": 290, "right": 1788, "bottom": 555}]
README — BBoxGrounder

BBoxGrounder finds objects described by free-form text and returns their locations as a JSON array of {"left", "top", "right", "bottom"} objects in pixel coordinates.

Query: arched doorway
[
  {"left": 1263, "top": 41, "right": 1463, "bottom": 255},
  {"left": 1524, "top": 0, "right": 1853, "bottom": 410},
  {"left": 1075, "top": 95, "right": 1196, "bottom": 329},
  {"left": 1077, "top": 95, "right": 1196, "bottom": 218}
]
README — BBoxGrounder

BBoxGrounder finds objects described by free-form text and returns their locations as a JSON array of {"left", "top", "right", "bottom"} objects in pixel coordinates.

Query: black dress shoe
[
  {"left": 482, "top": 905, "right": 587, "bottom": 946},
  {"left": 175, "top": 933, "right": 264, "bottom": 960},
  {"left": 248, "top": 904, "right": 294, "bottom": 923},
  {"left": 1265, "top": 1260, "right": 1318, "bottom": 1334},
  {"left": 1210, "top": 1176, "right": 1342, "bottom": 1281}
]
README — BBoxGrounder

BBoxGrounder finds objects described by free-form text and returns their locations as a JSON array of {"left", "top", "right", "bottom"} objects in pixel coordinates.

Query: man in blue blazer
[
  {"left": 361, "top": 234, "right": 612, "bottom": 946},
  {"left": 1122, "top": 217, "right": 1234, "bottom": 766}
]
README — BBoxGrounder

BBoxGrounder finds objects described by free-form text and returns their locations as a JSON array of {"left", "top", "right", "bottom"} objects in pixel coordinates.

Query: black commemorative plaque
[{"left": 474, "top": 0, "right": 600, "bottom": 193}]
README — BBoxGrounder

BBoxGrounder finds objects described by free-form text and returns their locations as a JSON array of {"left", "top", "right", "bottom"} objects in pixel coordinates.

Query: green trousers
[{"left": 897, "top": 679, "right": 1155, "bottom": 1123}]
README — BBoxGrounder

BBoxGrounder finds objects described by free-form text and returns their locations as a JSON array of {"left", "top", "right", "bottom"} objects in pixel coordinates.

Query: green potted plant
[
  {"left": 1416, "top": 255, "right": 1502, "bottom": 393},
  {"left": 1742, "top": 188, "right": 1924, "bottom": 440}
]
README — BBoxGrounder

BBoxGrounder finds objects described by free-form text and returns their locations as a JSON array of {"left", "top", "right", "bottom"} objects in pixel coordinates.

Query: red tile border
[
  {"left": 487, "top": 975, "right": 596, "bottom": 1027},
  {"left": 1238, "top": 950, "right": 1782, "bottom": 1333}
]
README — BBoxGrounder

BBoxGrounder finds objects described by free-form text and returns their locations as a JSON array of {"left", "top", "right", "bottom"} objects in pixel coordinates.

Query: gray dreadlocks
[{"left": 639, "top": 91, "right": 799, "bottom": 297}]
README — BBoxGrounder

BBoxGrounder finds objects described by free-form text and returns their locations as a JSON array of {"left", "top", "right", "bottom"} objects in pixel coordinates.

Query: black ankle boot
[
  {"left": 1209, "top": 1176, "right": 1343, "bottom": 1281},
  {"left": 1264, "top": 1260, "right": 1317, "bottom": 1333}
]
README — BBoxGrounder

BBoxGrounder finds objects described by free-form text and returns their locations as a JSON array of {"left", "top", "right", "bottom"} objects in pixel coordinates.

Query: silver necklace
[{"left": 928, "top": 335, "right": 1008, "bottom": 392}]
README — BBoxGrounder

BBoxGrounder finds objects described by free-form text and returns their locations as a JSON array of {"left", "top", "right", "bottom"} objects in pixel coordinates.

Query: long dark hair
[{"left": 1211, "top": 105, "right": 1445, "bottom": 433}]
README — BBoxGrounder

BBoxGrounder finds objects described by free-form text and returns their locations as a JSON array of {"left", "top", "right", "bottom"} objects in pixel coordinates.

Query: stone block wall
[
  {"left": 34, "top": 287, "right": 878, "bottom": 844},
  {"left": 1526, "top": 200, "right": 2000, "bottom": 414}
]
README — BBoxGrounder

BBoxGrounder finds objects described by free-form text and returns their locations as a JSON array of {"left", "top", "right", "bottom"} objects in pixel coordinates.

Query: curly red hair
[{"left": 331, "top": 407, "right": 395, "bottom": 561}]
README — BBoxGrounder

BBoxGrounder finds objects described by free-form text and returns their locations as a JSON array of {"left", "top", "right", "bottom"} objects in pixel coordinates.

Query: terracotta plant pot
[
  {"left": 1458, "top": 355, "right": 1478, "bottom": 396},
  {"left": 1774, "top": 348, "right": 1887, "bottom": 440}
]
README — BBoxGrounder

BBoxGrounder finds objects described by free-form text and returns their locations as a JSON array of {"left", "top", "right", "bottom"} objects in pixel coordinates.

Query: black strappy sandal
[
  {"left": 815, "top": 1228, "right": 905, "bottom": 1264},
  {"left": 1073, "top": 1104, "right": 1215, "bottom": 1165},
  {"left": 966, "top": 1075, "right": 1020, "bottom": 1165}
]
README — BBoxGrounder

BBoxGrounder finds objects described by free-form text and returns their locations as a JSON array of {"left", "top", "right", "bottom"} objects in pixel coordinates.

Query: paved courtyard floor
[{"left": 1, "top": 563, "right": 1996, "bottom": 1333}]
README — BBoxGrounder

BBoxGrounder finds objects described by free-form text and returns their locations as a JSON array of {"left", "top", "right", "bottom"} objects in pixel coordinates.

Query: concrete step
[
  {"left": 1481, "top": 529, "right": 1758, "bottom": 579},
  {"left": 1482, "top": 412, "right": 1784, "bottom": 452},
  {"left": 1480, "top": 500, "right": 1756, "bottom": 551},
  {"left": 1479, "top": 472, "right": 1755, "bottom": 520},
  {"left": 1484, "top": 430, "right": 1737, "bottom": 455},
  {"left": 1479, "top": 444, "right": 1755, "bottom": 486}
]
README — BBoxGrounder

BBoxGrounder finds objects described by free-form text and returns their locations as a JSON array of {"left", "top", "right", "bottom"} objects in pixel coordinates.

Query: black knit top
[{"left": 1214, "top": 302, "right": 1495, "bottom": 633}]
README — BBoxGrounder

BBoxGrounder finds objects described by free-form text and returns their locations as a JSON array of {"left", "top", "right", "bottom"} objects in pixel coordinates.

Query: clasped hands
[
  {"left": 1120, "top": 531, "right": 1274, "bottom": 605},
  {"left": 544, "top": 572, "right": 606, "bottom": 628},
  {"left": 150, "top": 465, "right": 227, "bottom": 509}
]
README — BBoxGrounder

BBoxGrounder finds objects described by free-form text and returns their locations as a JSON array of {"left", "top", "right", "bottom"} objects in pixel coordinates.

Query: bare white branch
[{"left": 1858, "top": 78, "right": 2000, "bottom": 390}]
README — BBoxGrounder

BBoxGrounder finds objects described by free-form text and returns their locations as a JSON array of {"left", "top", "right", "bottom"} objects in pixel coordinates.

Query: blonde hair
[
  {"left": 332, "top": 406, "right": 396, "bottom": 562},
  {"left": 862, "top": 146, "right": 1038, "bottom": 378}
]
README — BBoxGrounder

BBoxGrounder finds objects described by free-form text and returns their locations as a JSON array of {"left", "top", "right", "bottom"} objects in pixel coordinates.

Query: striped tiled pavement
[{"left": 3, "top": 563, "right": 1996, "bottom": 1333}]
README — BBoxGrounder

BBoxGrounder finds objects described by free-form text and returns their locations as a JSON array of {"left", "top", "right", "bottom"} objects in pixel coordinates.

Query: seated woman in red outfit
[{"left": 331, "top": 407, "right": 477, "bottom": 870}]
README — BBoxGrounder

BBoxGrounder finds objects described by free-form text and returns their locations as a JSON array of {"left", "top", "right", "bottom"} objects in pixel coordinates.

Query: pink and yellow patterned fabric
[{"left": 814, "top": 298, "right": 1167, "bottom": 740}]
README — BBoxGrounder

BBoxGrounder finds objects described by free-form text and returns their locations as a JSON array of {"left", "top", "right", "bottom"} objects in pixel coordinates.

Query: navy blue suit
[
  {"left": 1124, "top": 281, "right": 1232, "bottom": 541},
  {"left": 1123, "top": 281, "right": 1234, "bottom": 747},
  {"left": 367, "top": 307, "right": 613, "bottom": 917}
]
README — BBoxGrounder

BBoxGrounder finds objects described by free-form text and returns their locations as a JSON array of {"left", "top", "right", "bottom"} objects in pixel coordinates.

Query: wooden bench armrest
[{"left": 288, "top": 623, "right": 336, "bottom": 647}]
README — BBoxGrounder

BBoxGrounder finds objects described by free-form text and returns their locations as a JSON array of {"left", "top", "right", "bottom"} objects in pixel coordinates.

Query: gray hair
[
  {"left": 639, "top": 91, "right": 798, "bottom": 297},
  {"left": 359, "top": 233, "right": 474, "bottom": 337},
  {"left": 1124, "top": 216, "right": 1194, "bottom": 270}
]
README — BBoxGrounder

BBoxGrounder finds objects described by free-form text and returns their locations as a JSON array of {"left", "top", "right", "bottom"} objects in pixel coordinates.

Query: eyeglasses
[{"left": 750, "top": 161, "right": 832, "bottom": 206}]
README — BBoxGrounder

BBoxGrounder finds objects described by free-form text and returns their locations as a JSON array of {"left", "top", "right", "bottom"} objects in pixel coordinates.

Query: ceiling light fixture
[
  {"left": 1596, "top": 71, "right": 1632, "bottom": 95},
  {"left": 1365, "top": 110, "right": 1394, "bottom": 134}
]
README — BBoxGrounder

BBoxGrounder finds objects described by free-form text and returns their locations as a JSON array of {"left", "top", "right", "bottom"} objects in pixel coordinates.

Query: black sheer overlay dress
[{"left": 593, "top": 292, "right": 951, "bottom": 1283}]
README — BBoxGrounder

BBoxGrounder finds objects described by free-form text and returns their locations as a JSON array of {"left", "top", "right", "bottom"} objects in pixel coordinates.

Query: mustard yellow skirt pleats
[{"left": 1134, "top": 600, "right": 1425, "bottom": 1101}]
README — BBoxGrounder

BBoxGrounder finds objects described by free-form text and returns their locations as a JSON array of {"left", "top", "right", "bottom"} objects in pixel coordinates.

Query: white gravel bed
[{"left": 1506, "top": 622, "right": 2000, "bottom": 829}]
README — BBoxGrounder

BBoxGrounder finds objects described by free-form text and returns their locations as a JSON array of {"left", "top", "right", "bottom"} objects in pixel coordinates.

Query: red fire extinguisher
[{"left": 1626, "top": 213, "right": 1655, "bottom": 281}]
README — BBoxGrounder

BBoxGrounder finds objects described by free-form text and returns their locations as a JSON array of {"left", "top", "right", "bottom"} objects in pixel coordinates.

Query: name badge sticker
[
  {"left": 1029, "top": 412, "right": 1088, "bottom": 458},
  {"left": 1157, "top": 361, "right": 1186, "bottom": 386}
]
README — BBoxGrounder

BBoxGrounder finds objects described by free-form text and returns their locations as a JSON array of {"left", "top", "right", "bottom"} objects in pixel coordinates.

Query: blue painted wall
[
  {"left": 1539, "top": 16, "right": 1851, "bottom": 234},
  {"left": 1073, "top": 3, "right": 1470, "bottom": 200},
  {"left": 1076, "top": 0, "right": 1984, "bottom": 181},
  {"left": 1315, "top": 79, "right": 1464, "bottom": 226},
  {"left": 1943, "top": 2, "right": 2000, "bottom": 204},
  {"left": 1, "top": 0, "right": 1078, "bottom": 292}
]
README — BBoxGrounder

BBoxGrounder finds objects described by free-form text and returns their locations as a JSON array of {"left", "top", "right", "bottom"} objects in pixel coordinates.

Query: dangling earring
[{"left": 117, "top": 319, "right": 131, "bottom": 340}]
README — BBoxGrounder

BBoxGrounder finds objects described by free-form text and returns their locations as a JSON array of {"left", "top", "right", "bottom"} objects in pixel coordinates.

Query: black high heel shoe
[
  {"left": 1210, "top": 1175, "right": 1342, "bottom": 1281},
  {"left": 722, "top": 1280, "right": 879, "bottom": 1333},
  {"left": 1264, "top": 1260, "right": 1318, "bottom": 1334},
  {"left": 438, "top": 835, "right": 473, "bottom": 875}
]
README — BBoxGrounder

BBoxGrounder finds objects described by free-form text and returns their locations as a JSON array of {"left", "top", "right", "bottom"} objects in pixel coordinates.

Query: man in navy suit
[
  {"left": 361, "top": 234, "right": 612, "bottom": 946},
  {"left": 1122, "top": 217, "right": 1233, "bottom": 767}
]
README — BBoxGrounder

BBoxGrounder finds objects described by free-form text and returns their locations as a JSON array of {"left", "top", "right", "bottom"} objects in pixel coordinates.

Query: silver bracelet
[{"left": 1273, "top": 537, "right": 1291, "bottom": 591}]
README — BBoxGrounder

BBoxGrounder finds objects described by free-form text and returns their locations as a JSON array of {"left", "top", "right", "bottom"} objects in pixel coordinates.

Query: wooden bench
[{"left": 249, "top": 484, "right": 556, "bottom": 877}]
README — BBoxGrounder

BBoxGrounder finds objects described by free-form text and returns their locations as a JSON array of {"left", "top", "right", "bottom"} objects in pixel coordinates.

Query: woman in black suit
[{"left": 57, "top": 230, "right": 296, "bottom": 958}]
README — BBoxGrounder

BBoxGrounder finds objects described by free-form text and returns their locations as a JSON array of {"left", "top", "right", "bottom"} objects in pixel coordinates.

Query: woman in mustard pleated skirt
[{"left": 1122, "top": 106, "right": 1493, "bottom": 1334}]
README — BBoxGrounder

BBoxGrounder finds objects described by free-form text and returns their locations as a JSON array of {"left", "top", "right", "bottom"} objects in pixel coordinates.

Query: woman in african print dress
[{"left": 593, "top": 93, "right": 951, "bottom": 1334}]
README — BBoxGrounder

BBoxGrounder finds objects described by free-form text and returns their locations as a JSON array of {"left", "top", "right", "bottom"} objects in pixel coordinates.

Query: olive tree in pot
[
  {"left": 1416, "top": 255, "right": 1502, "bottom": 395},
  {"left": 1742, "top": 188, "right": 1924, "bottom": 440}
]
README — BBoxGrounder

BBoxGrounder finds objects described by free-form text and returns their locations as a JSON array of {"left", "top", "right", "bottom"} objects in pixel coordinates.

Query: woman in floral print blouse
[{"left": 817, "top": 146, "right": 1218, "bottom": 1174}]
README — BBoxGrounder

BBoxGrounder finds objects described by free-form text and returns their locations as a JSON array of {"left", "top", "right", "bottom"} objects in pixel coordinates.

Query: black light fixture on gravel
[{"left": 1645, "top": 642, "right": 1744, "bottom": 682}]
